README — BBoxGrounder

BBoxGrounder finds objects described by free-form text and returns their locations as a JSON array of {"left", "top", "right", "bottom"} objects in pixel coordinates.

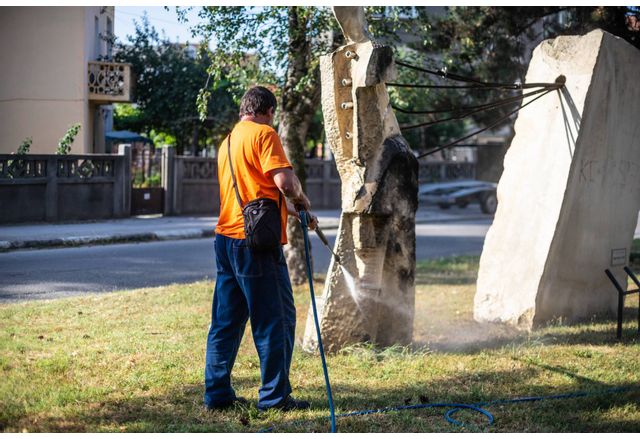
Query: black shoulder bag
[{"left": 227, "top": 134, "right": 283, "bottom": 251}]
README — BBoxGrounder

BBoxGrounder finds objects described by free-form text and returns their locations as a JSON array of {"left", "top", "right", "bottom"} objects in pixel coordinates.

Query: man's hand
[
  {"left": 307, "top": 213, "right": 318, "bottom": 231},
  {"left": 285, "top": 200, "right": 317, "bottom": 229},
  {"left": 293, "top": 192, "right": 311, "bottom": 212}
]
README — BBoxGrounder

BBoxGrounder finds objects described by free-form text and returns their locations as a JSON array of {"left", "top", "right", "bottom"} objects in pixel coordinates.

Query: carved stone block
[{"left": 474, "top": 30, "right": 640, "bottom": 328}]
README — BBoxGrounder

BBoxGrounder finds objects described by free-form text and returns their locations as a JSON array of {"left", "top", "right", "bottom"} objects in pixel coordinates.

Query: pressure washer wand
[
  {"left": 314, "top": 225, "right": 342, "bottom": 265},
  {"left": 297, "top": 209, "right": 342, "bottom": 266}
]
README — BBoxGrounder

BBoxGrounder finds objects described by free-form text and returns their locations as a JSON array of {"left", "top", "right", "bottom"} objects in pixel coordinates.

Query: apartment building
[{"left": 0, "top": 6, "right": 132, "bottom": 154}]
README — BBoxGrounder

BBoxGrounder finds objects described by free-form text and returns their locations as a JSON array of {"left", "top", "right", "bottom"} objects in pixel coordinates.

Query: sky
[{"left": 114, "top": 6, "right": 206, "bottom": 44}]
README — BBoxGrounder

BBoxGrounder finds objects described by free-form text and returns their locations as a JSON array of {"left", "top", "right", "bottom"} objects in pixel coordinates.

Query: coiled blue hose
[{"left": 260, "top": 385, "right": 636, "bottom": 432}]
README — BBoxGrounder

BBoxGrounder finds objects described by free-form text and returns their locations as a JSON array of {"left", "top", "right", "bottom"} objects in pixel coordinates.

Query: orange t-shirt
[{"left": 215, "top": 120, "right": 292, "bottom": 244}]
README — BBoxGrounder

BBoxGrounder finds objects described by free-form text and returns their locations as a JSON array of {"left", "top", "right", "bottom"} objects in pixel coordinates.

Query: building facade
[{"left": 0, "top": 6, "right": 131, "bottom": 155}]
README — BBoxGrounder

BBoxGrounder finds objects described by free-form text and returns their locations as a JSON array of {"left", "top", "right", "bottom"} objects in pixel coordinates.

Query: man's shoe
[
  {"left": 259, "top": 396, "right": 311, "bottom": 412},
  {"left": 205, "top": 396, "right": 248, "bottom": 411}
]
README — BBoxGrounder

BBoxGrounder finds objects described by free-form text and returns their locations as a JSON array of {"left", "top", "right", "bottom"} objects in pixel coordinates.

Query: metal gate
[{"left": 131, "top": 187, "right": 164, "bottom": 215}]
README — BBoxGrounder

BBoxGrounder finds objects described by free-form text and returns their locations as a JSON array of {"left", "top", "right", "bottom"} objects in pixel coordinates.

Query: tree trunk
[
  {"left": 278, "top": 7, "right": 322, "bottom": 285},
  {"left": 280, "top": 112, "right": 316, "bottom": 284}
]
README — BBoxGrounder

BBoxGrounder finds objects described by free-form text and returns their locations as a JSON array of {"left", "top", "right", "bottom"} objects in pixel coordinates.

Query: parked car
[{"left": 418, "top": 180, "right": 498, "bottom": 214}]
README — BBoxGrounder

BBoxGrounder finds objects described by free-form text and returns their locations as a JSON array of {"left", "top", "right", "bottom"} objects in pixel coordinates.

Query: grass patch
[{"left": 1, "top": 256, "right": 639, "bottom": 432}]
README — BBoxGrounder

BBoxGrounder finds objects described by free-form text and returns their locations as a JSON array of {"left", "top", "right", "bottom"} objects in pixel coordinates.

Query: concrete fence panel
[
  {"left": 175, "top": 156, "right": 220, "bottom": 215},
  {"left": 163, "top": 153, "right": 343, "bottom": 215},
  {"left": 0, "top": 146, "right": 131, "bottom": 224}
]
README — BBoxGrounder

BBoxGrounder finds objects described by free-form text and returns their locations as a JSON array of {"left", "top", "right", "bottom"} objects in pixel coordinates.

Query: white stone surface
[{"left": 475, "top": 30, "right": 640, "bottom": 328}]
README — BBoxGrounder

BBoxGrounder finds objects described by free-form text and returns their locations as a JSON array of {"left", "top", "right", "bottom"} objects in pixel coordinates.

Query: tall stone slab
[
  {"left": 302, "top": 7, "right": 418, "bottom": 353},
  {"left": 475, "top": 30, "right": 640, "bottom": 328}
]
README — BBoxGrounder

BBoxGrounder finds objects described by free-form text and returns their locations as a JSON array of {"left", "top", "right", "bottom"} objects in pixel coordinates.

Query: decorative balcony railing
[{"left": 87, "top": 61, "right": 132, "bottom": 103}]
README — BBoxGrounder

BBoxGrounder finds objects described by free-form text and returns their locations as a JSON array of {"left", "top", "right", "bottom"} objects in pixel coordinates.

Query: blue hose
[
  {"left": 260, "top": 385, "right": 636, "bottom": 432},
  {"left": 337, "top": 384, "right": 635, "bottom": 427},
  {"left": 276, "top": 211, "right": 638, "bottom": 433},
  {"left": 298, "top": 210, "right": 337, "bottom": 433}
]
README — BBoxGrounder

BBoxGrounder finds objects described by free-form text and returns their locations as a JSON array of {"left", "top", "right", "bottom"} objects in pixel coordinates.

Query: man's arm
[
  {"left": 271, "top": 168, "right": 317, "bottom": 229},
  {"left": 271, "top": 168, "right": 310, "bottom": 210}
]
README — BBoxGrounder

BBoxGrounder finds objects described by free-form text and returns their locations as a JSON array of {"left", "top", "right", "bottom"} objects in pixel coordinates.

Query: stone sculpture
[
  {"left": 475, "top": 30, "right": 640, "bottom": 329},
  {"left": 302, "top": 6, "right": 418, "bottom": 353}
]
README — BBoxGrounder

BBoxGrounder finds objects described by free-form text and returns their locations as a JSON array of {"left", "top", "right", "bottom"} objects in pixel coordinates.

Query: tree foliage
[
  {"left": 363, "top": 6, "right": 640, "bottom": 173},
  {"left": 180, "top": 6, "right": 338, "bottom": 159},
  {"left": 16, "top": 137, "right": 32, "bottom": 155},
  {"left": 179, "top": 7, "right": 336, "bottom": 118},
  {"left": 56, "top": 124, "right": 82, "bottom": 155},
  {"left": 114, "top": 15, "right": 237, "bottom": 155}
]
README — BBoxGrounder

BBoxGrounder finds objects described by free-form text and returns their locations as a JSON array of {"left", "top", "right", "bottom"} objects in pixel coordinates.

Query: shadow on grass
[{"left": 12, "top": 365, "right": 639, "bottom": 433}]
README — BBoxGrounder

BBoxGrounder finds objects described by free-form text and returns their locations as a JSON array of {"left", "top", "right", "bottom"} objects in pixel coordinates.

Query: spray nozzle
[
  {"left": 296, "top": 208, "right": 342, "bottom": 265},
  {"left": 314, "top": 226, "right": 341, "bottom": 265},
  {"left": 297, "top": 209, "right": 342, "bottom": 265}
]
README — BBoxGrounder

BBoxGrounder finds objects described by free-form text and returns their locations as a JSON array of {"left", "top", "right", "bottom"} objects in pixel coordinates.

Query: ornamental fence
[
  {"left": 159, "top": 147, "right": 474, "bottom": 215},
  {"left": 0, "top": 146, "right": 131, "bottom": 224},
  {"left": 0, "top": 144, "right": 475, "bottom": 223},
  {"left": 160, "top": 148, "right": 342, "bottom": 215}
]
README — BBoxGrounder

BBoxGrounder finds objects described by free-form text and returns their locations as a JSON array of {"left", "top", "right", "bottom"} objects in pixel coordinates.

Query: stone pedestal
[
  {"left": 474, "top": 30, "right": 640, "bottom": 328},
  {"left": 302, "top": 7, "right": 418, "bottom": 353}
]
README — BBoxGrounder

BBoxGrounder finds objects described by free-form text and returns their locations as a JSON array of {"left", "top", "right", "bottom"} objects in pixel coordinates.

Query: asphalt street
[{"left": 0, "top": 218, "right": 492, "bottom": 302}]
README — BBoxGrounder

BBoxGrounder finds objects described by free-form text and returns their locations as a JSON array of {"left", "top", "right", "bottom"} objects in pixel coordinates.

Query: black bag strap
[
  {"left": 226, "top": 134, "right": 244, "bottom": 208},
  {"left": 226, "top": 133, "right": 283, "bottom": 210}
]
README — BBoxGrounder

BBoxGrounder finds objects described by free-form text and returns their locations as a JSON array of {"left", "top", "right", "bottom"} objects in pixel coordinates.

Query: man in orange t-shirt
[{"left": 204, "top": 86, "right": 317, "bottom": 412}]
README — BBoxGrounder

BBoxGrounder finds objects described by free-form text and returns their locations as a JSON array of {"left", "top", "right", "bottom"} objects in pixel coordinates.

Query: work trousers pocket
[
  {"left": 231, "top": 240, "right": 263, "bottom": 278},
  {"left": 272, "top": 246, "right": 287, "bottom": 267}
]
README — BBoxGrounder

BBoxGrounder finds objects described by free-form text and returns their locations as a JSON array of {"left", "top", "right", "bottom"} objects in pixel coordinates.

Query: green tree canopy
[
  {"left": 367, "top": 7, "right": 639, "bottom": 176},
  {"left": 114, "top": 15, "right": 237, "bottom": 155}
]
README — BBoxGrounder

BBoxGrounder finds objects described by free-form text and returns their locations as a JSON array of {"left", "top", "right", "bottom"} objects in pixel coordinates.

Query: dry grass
[{"left": 1, "top": 256, "right": 639, "bottom": 432}]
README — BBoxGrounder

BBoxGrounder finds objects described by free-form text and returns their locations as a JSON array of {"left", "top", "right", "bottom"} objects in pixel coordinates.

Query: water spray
[{"left": 305, "top": 214, "right": 361, "bottom": 308}]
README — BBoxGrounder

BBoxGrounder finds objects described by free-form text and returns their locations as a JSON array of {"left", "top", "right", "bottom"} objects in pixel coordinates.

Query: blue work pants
[{"left": 204, "top": 234, "right": 296, "bottom": 409}]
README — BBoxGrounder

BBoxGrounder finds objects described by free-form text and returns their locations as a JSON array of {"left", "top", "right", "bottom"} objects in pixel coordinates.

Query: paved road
[{"left": 0, "top": 218, "right": 492, "bottom": 303}]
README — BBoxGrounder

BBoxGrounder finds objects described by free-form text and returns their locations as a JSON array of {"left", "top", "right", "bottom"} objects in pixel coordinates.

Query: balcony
[{"left": 87, "top": 61, "right": 132, "bottom": 104}]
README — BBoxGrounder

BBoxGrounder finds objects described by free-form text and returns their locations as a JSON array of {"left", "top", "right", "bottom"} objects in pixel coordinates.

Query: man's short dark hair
[{"left": 239, "top": 86, "right": 277, "bottom": 118}]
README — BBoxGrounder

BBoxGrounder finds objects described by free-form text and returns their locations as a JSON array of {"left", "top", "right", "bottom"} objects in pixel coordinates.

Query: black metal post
[
  {"left": 623, "top": 266, "right": 640, "bottom": 336},
  {"left": 605, "top": 269, "right": 625, "bottom": 339}
]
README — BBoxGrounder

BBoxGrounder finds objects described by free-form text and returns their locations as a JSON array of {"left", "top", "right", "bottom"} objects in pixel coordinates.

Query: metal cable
[
  {"left": 386, "top": 82, "right": 511, "bottom": 90},
  {"left": 395, "top": 59, "right": 559, "bottom": 90},
  {"left": 413, "top": 87, "right": 557, "bottom": 159},
  {"left": 393, "top": 85, "right": 557, "bottom": 118}
]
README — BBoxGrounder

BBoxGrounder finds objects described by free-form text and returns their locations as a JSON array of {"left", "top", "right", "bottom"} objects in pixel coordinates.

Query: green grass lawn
[{"left": 1, "top": 256, "right": 639, "bottom": 432}]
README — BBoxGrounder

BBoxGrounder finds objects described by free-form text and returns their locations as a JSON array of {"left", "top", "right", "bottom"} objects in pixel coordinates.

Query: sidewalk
[{"left": 0, "top": 206, "right": 491, "bottom": 252}]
